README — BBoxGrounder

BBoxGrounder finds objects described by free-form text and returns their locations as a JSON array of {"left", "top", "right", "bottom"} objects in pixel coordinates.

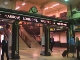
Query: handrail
[
  {"left": 19, "top": 29, "right": 32, "bottom": 48},
  {"left": 23, "top": 25, "right": 37, "bottom": 36},
  {"left": 27, "top": 26, "right": 41, "bottom": 42},
  {"left": 23, "top": 25, "right": 41, "bottom": 40}
]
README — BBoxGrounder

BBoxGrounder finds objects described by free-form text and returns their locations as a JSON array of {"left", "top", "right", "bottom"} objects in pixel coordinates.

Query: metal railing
[
  {"left": 19, "top": 29, "right": 32, "bottom": 48},
  {"left": 23, "top": 25, "right": 40, "bottom": 39}
]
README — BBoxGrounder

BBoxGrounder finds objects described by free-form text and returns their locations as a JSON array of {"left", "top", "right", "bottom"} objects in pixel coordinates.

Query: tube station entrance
[{"left": 0, "top": 8, "right": 72, "bottom": 59}]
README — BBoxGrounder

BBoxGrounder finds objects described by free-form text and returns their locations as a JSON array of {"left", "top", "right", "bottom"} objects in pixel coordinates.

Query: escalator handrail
[
  {"left": 23, "top": 25, "right": 41, "bottom": 39},
  {"left": 19, "top": 29, "right": 32, "bottom": 48}
]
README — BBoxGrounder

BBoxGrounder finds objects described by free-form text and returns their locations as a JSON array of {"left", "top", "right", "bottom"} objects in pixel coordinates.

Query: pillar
[
  {"left": 45, "top": 26, "right": 51, "bottom": 56},
  {"left": 8, "top": 24, "right": 12, "bottom": 58},
  {"left": 66, "top": 29, "right": 69, "bottom": 57},
  {"left": 12, "top": 21, "right": 20, "bottom": 59},
  {"left": 40, "top": 24, "right": 43, "bottom": 39}
]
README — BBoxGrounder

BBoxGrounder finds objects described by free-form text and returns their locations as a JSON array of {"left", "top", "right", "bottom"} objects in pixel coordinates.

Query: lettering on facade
[
  {"left": 41, "top": 20, "right": 47, "bottom": 23},
  {"left": 23, "top": 17, "right": 38, "bottom": 22},
  {"left": 4, "top": 14, "right": 20, "bottom": 20},
  {"left": 23, "top": 17, "right": 31, "bottom": 21},
  {"left": 0, "top": 13, "right": 68, "bottom": 26}
]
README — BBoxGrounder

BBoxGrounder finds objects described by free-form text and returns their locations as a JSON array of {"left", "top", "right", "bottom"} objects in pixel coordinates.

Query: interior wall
[
  {"left": 75, "top": 32, "right": 80, "bottom": 40},
  {"left": 50, "top": 32, "right": 80, "bottom": 43},
  {"left": 46, "top": 8, "right": 67, "bottom": 17},
  {"left": 59, "top": 32, "right": 67, "bottom": 43},
  {"left": 50, "top": 32, "right": 67, "bottom": 43}
]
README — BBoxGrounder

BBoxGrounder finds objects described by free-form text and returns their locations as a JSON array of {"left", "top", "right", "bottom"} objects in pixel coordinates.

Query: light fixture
[
  {"left": 65, "top": 0, "right": 68, "bottom": 2},
  {"left": 51, "top": 3, "right": 59, "bottom": 8},
  {"left": 22, "top": 3, "right": 26, "bottom": 6},
  {"left": 44, "top": 3, "right": 59, "bottom": 10},
  {"left": 44, "top": 7, "right": 49, "bottom": 10},
  {"left": 15, "top": 6, "right": 20, "bottom": 10},
  {"left": 4, "top": 1, "right": 8, "bottom": 5},
  {"left": 2, "top": 20, "right": 3, "bottom": 21}
]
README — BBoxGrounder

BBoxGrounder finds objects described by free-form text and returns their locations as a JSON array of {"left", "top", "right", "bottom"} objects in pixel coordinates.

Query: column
[
  {"left": 12, "top": 21, "right": 20, "bottom": 59},
  {"left": 45, "top": 26, "right": 51, "bottom": 56},
  {"left": 40, "top": 24, "right": 43, "bottom": 40},
  {"left": 8, "top": 24, "right": 12, "bottom": 58},
  {"left": 66, "top": 29, "right": 69, "bottom": 57}
]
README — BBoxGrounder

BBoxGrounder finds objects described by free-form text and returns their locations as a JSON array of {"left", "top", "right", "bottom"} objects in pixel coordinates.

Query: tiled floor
[{"left": 0, "top": 47, "right": 78, "bottom": 60}]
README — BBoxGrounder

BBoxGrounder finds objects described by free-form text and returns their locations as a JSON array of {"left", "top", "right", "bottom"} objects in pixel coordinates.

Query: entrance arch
[{"left": 0, "top": 8, "right": 70, "bottom": 59}]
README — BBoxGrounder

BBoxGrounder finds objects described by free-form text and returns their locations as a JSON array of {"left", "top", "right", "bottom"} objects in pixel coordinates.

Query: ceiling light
[
  {"left": 44, "top": 7, "right": 49, "bottom": 10},
  {"left": 22, "top": 3, "right": 26, "bottom": 6},
  {"left": 51, "top": 3, "right": 59, "bottom": 7},
  {"left": 15, "top": 7, "right": 20, "bottom": 10},
  {"left": 2, "top": 20, "right": 3, "bottom": 21},
  {"left": 65, "top": 0, "right": 68, "bottom": 2},
  {"left": 4, "top": 1, "right": 8, "bottom": 5},
  {"left": 44, "top": 3, "right": 59, "bottom": 10}
]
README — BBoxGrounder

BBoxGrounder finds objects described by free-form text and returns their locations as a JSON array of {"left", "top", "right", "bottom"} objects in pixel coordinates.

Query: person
[
  {"left": 75, "top": 37, "right": 80, "bottom": 59},
  {"left": 50, "top": 36, "right": 54, "bottom": 52},
  {"left": 68, "top": 35, "right": 75, "bottom": 57},
  {"left": 1, "top": 35, "right": 9, "bottom": 60}
]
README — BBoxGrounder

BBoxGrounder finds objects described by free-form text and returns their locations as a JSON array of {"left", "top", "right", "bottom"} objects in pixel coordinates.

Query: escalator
[
  {"left": 19, "top": 36, "right": 29, "bottom": 50},
  {"left": 19, "top": 26, "right": 40, "bottom": 48},
  {"left": 23, "top": 25, "right": 40, "bottom": 35},
  {"left": 22, "top": 24, "right": 41, "bottom": 44}
]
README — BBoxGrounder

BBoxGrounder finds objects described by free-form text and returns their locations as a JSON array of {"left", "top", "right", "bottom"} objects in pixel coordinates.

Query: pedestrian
[
  {"left": 68, "top": 35, "right": 75, "bottom": 58},
  {"left": 1, "top": 35, "right": 9, "bottom": 60},
  {"left": 50, "top": 36, "right": 54, "bottom": 52},
  {"left": 75, "top": 37, "right": 80, "bottom": 59}
]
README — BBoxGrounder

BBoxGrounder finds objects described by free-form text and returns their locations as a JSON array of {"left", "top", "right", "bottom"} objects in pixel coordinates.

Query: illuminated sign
[
  {"left": 74, "top": 25, "right": 80, "bottom": 31},
  {"left": 50, "top": 28, "right": 55, "bottom": 31},
  {"left": 0, "top": 26, "right": 3, "bottom": 29},
  {"left": 5, "top": 14, "right": 20, "bottom": 20},
  {"left": 0, "top": 26, "right": 4, "bottom": 30},
  {"left": 57, "top": 23, "right": 67, "bottom": 26},
  {"left": 0, "top": 12, "right": 68, "bottom": 26}
]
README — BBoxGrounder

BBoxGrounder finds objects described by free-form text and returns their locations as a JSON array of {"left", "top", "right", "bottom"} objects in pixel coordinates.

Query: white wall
[
  {"left": 46, "top": 8, "right": 67, "bottom": 17},
  {"left": 59, "top": 32, "right": 67, "bottom": 43},
  {"left": 51, "top": 32, "right": 67, "bottom": 43},
  {"left": 75, "top": 32, "right": 80, "bottom": 40}
]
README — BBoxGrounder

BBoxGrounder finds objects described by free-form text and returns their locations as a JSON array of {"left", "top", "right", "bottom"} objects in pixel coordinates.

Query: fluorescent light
[
  {"left": 44, "top": 7, "right": 49, "bottom": 10},
  {"left": 52, "top": 3, "right": 59, "bottom": 7},
  {"left": 65, "top": 0, "right": 68, "bottom": 2},
  {"left": 4, "top": 1, "right": 8, "bottom": 4},
  {"left": 22, "top": 3, "right": 26, "bottom": 6},
  {"left": 44, "top": 3, "right": 59, "bottom": 10},
  {"left": 15, "top": 6, "right": 20, "bottom": 10}
]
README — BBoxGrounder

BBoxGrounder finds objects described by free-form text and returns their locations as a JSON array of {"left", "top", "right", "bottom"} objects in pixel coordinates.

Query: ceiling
[
  {"left": 20, "top": 0, "right": 80, "bottom": 6},
  {"left": 16, "top": 0, "right": 80, "bottom": 16}
]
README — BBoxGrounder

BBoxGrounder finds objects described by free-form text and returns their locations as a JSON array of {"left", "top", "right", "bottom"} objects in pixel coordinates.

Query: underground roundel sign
[{"left": 29, "top": 6, "right": 38, "bottom": 14}]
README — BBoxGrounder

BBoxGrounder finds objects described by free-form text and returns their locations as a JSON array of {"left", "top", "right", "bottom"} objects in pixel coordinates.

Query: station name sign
[
  {"left": 0, "top": 13, "right": 51, "bottom": 24},
  {"left": 0, "top": 12, "right": 68, "bottom": 26}
]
